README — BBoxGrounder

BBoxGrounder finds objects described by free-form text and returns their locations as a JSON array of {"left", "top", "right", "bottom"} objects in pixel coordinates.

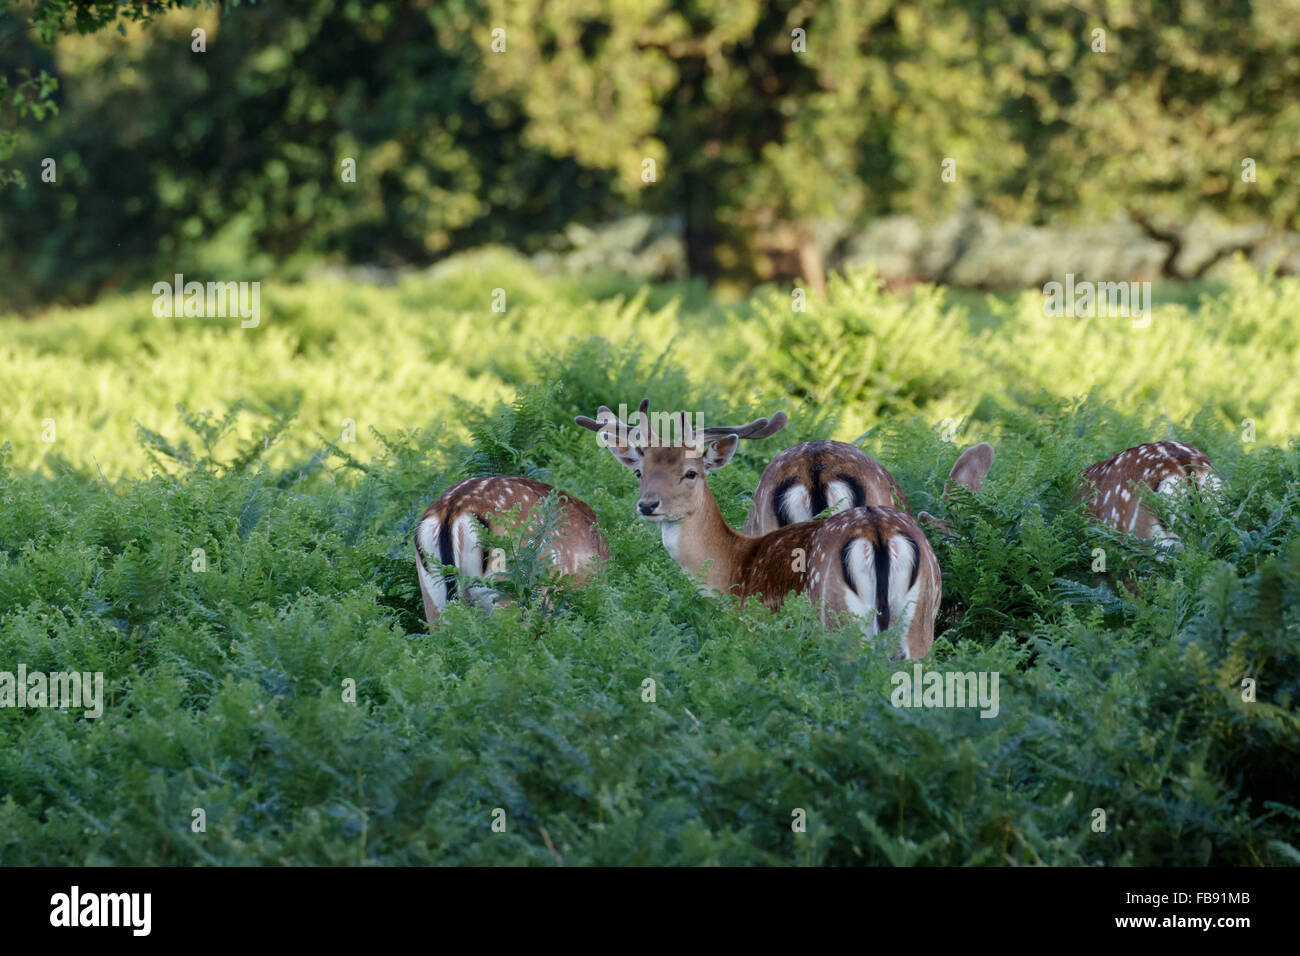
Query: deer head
[
  {"left": 917, "top": 442, "right": 995, "bottom": 536},
  {"left": 576, "top": 398, "right": 787, "bottom": 523}
]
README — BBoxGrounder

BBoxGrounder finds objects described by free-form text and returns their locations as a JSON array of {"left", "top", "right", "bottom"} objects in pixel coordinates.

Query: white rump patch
[
  {"left": 824, "top": 480, "right": 857, "bottom": 515},
  {"left": 1156, "top": 475, "right": 1195, "bottom": 507},
  {"left": 452, "top": 513, "right": 498, "bottom": 609},
  {"left": 841, "top": 535, "right": 922, "bottom": 656},
  {"left": 887, "top": 535, "right": 921, "bottom": 659},
  {"left": 778, "top": 484, "right": 813, "bottom": 523},
  {"left": 841, "top": 539, "right": 876, "bottom": 628},
  {"left": 1149, "top": 475, "right": 1193, "bottom": 557},
  {"left": 415, "top": 515, "right": 448, "bottom": 613}
]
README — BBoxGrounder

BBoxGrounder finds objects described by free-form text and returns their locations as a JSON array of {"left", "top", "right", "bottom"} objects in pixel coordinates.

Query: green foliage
[
  {"left": 732, "top": 271, "right": 966, "bottom": 420},
  {"left": 1, "top": 268, "right": 1298, "bottom": 865},
  {"left": 460, "top": 492, "right": 590, "bottom": 627},
  {"left": 0, "top": 1, "right": 614, "bottom": 305},
  {"left": 4, "top": 1, "right": 1298, "bottom": 300},
  {"left": 6, "top": 261, "right": 1300, "bottom": 482}
]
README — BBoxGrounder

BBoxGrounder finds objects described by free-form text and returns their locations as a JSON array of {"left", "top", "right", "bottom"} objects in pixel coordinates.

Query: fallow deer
[
  {"left": 1078, "top": 441, "right": 1221, "bottom": 546},
  {"left": 576, "top": 400, "right": 942, "bottom": 658},
  {"left": 747, "top": 438, "right": 995, "bottom": 537},
  {"left": 743, "top": 441, "right": 910, "bottom": 535},
  {"left": 915, "top": 443, "right": 996, "bottom": 537},
  {"left": 413, "top": 476, "right": 609, "bottom": 626}
]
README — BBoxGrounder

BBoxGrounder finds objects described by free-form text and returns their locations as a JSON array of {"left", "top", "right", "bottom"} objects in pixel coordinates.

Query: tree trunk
[
  {"left": 795, "top": 225, "right": 826, "bottom": 297},
  {"left": 682, "top": 176, "right": 719, "bottom": 281}
]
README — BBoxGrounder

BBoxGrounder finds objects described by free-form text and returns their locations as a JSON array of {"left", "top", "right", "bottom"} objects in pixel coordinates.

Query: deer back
[
  {"left": 739, "top": 506, "right": 941, "bottom": 659},
  {"left": 1079, "top": 441, "right": 1217, "bottom": 539}
]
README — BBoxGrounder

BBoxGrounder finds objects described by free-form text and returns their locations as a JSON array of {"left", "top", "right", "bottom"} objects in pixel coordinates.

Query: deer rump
[
  {"left": 413, "top": 476, "right": 606, "bottom": 617},
  {"left": 1078, "top": 440, "right": 1219, "bottom": 542},
  {"left": 740, "top": 507, "right": 936, "bottom": 656},
  {"left": 744, "top": 441, "right": 908, "bottom": 535}
]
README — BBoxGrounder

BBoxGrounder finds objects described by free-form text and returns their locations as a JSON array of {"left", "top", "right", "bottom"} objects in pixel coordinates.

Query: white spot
[{"left": 825, "top": 480, "right": 857, "bottom": 515}]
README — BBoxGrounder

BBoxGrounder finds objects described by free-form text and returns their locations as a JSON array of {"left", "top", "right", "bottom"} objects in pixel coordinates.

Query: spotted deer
[
  {"left": 413, "top": 476, "right": 609, "bottom": 626},
  {"left": 747, "top": 438, "right": 995, "bottom": 538},
  {"left": 576, "top": 400, "right": 941, "bottom": 658},
  {"left": 1078, "top": 441, "right": 1221, "bottom": 546},
  {"left": 743, "top": 441, "right": 909, "bottom": 535}
]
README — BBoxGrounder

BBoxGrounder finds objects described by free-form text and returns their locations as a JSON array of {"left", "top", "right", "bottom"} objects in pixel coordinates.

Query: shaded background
[{"left": 3, "top": 0, "right": 1299, "bottom": 310}]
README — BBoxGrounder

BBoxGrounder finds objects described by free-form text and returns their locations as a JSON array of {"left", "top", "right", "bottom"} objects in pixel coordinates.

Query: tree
[
  {"left": 461, "top": 0, "right": 1300, "bottom": 288},
  {"left": 1, "top": 0, "right": 231, "bottom": 185},
  {"left": 0, "top": 0, "right": 615, "bottom": 306}
]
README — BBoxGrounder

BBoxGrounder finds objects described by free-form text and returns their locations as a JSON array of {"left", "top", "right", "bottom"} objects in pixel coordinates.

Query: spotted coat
[
  {"left": 413, "top": 476, "right": 608, "bottom": 626},
  {"left": 1079, "top": 441, "right": 1218, "bottom": 540},
  {"left": 744, "top": 440, "right": 909, "bottom": 535}
]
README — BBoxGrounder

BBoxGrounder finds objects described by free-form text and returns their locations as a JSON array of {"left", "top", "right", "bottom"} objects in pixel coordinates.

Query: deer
[
  {"left": 575, "top": 399, "right": 942, "bottom": 659},
  {"left": 413, "top": 476, "right": 609, "bottom": 627},
  {"left": 746, "top": 438, "right": 995, "bottom": 538},
  {"left": 743, "top": 440, "right": 909, "bottom": 534},
  {"left": 914, "top": 443, "right": 996, "bottom": 537},
  {"left": 1077, "top": 441, "right": 1221, "bottom": 547}
]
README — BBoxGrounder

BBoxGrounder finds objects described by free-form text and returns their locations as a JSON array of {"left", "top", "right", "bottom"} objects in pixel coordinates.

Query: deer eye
[
  {"left": 634, "top": 469, "right": 642, "bottom": 479},
  {"left": 683, "top": 469, "right": 698, "bottom": 481}
]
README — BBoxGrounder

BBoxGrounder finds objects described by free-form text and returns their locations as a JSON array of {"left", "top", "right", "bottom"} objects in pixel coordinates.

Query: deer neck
[{"left": 659, "top": 485, "right": 748, "bottom": 595}]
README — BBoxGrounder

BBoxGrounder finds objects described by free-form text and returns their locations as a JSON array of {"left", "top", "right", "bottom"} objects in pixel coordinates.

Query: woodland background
[{"left": 0, "top": 1, "right": 1297, "bottom": 865}]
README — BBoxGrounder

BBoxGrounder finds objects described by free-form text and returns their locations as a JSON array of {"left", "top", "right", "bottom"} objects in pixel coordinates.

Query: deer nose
[{"left": 638, "top": 499, "right": 660, "bottom": 516}]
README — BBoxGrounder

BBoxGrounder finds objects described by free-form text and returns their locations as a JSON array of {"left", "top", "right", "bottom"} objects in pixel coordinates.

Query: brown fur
[
  {"left": 744, "top": 440, "right": 908, "bottom": 535},
  {"left": 1078, "top": 441, "right": 1216, "bottom": 538},
  {"left": 916, "top": 442, "right": 996, "bottom": 536},
  {"left": 580, "top": 402, "right": 941, "bottom": 657},
  {"left": 414, "top": 476, "right": 608, "bottom": 626}
]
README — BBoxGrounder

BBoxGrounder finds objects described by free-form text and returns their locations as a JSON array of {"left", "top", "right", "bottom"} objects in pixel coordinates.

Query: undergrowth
[
  {"left": 1, "top": 334, "right": 1297, "bottom": 865},
  {"left": 1, "top": 264, "right": 1298, "bottom": 864}
]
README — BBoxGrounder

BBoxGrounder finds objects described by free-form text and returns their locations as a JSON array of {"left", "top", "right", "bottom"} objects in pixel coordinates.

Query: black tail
[
  {"left": 840, "top": 533, "right": 891, "bottom": 632},
  {"left": 437, "top": 518, "right": 458, "bottom": 600},
  {"left": 870, "top": 538, "right": 891, "bottom": 631}
]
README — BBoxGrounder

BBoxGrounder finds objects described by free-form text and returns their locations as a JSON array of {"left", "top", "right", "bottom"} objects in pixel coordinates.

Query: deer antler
[
  {"left": 697, "top": 411, "right": 788, "bottom": 441},
  {"left": 575, "top": 398, "right": 653, "bottom": 447},
  {"left": 577, "top": 399, "right": 787, "bottom": 447}
]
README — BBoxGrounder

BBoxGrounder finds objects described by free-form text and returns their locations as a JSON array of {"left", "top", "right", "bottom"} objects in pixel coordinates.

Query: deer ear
[
  {"left": 702, "top": 434, "right": 739, "bottom": 472},
  {"left": 604, "top": 437, "right": 644, "bottom": 470},
  {"left": 946, "top": 442, "right": 994, "bottom": 495},
  {"left": 578, "top": 406, "right": 644, "bottom": 470}
]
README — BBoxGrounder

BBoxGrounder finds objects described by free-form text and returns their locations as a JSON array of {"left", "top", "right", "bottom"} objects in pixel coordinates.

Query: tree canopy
[{"left": 2, "top": 0, "right": 1296, "bottom": 304}]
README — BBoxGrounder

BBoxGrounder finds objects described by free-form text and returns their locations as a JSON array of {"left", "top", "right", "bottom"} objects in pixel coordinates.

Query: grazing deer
[
  {"left": 915, "top": 443, "right": 996, "bottom": 537},
  {"left": 747, "top": 437, "right": 996, "bottom": 538},
  {"left": 1078, "top": 441, "right": 1221, "bottom": 546},
  {"left": 743, "top": 441, "right": 910, "bottom": 535},
  {"left": 413, "top": 476, "right": 609, "bottom": 626},
  {"left": 576, "top": 400, "right": 941, "bottom": 658}
]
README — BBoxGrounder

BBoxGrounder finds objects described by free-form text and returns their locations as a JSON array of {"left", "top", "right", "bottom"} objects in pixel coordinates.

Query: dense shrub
[{"left": 1, "top": 268, "right": 1297, "bottom": 864}]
